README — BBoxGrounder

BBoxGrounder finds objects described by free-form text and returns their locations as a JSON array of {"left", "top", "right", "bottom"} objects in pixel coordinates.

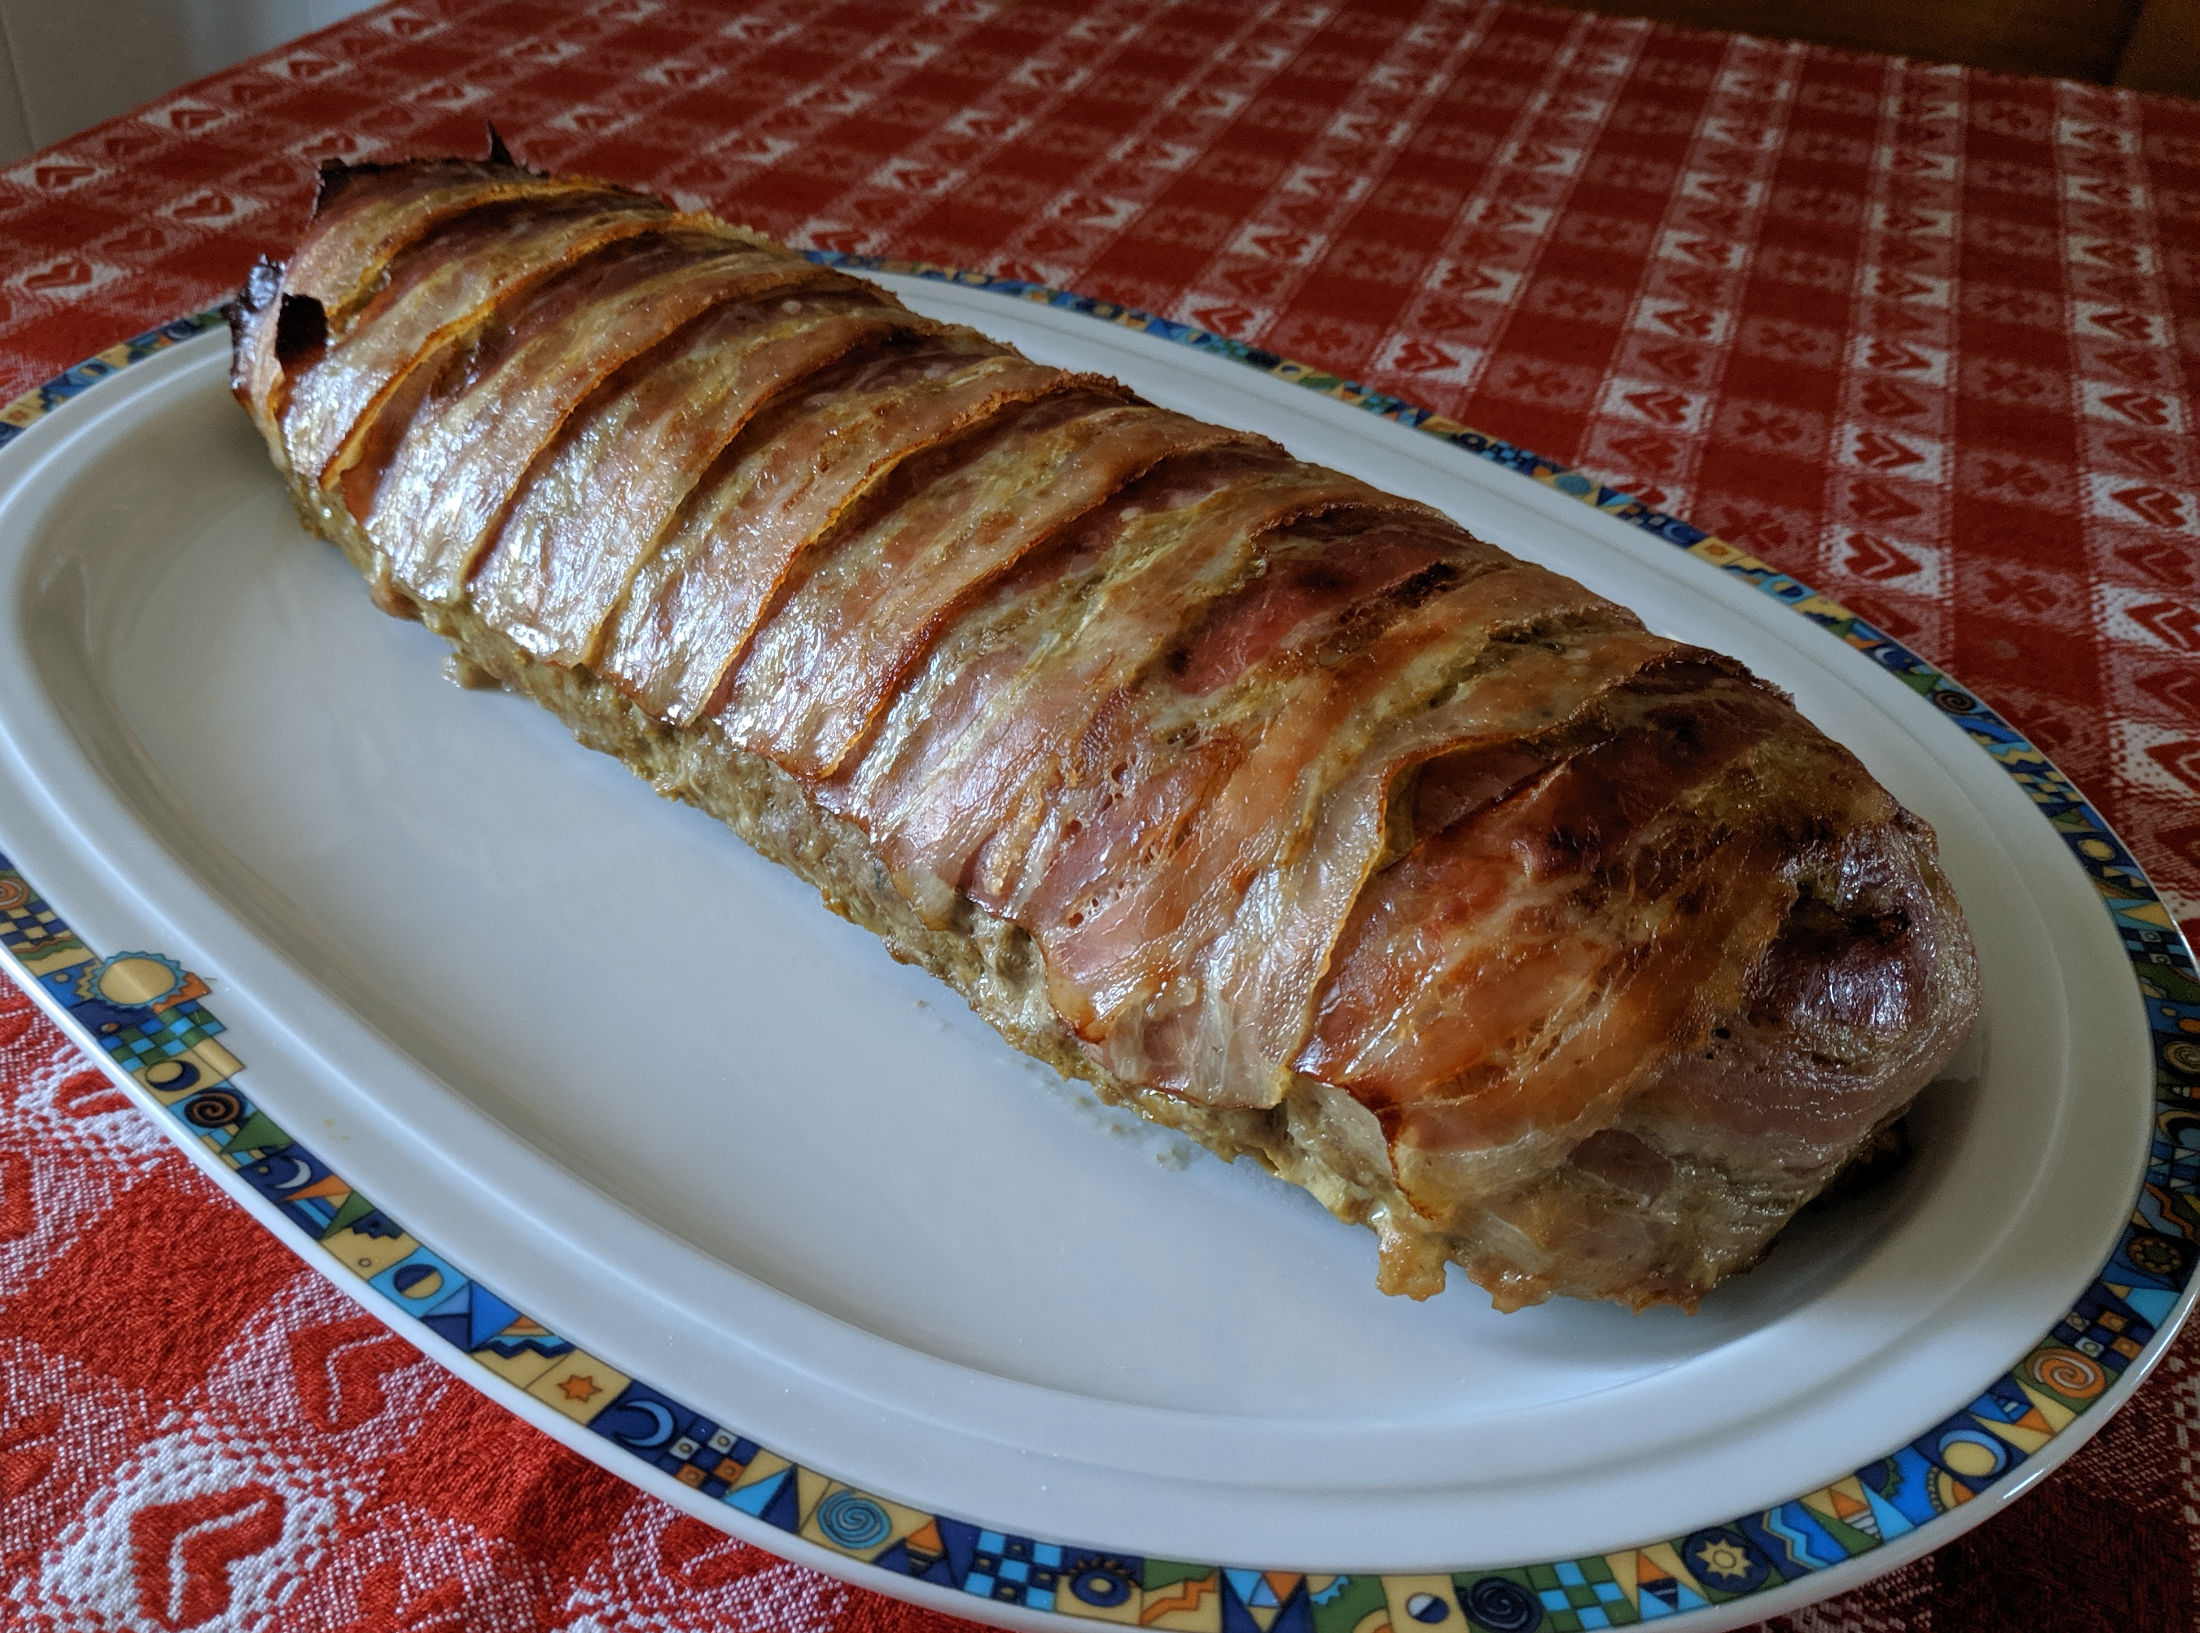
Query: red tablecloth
[{"left": 2, "top": 2, "right": 2197, "bottom": 1628}]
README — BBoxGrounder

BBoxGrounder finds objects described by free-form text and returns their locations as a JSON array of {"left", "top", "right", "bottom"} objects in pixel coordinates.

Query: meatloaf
[{"left": 228, "top": 146, "right": 1981, "bottom": 1312}]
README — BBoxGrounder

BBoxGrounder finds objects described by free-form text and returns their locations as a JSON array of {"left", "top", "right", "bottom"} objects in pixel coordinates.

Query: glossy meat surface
[{"left": 231, "top": 154, "right": 1981, "bottom": 1311}]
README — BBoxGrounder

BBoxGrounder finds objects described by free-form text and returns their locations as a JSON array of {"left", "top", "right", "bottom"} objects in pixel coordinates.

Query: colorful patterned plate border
[{"left": 2, "top": 275, "right": 2197, "bottom": 1633}]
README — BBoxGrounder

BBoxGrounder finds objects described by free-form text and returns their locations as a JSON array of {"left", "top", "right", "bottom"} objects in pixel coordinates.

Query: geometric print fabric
[{"left": 2, "top": 2, "right": 2199, "bottom": 1630}]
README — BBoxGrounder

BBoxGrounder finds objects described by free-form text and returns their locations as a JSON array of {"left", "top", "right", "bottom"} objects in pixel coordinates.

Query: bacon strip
[
  {"left": 232, "top": 163, "right": 641, "bottom": 437},
  {"left": 1201, "top": 624, "right": 1690, "bottom": 1111},
  {"left": 850, "top": 460, "right": 1411, "bottom": 908},
  {"left": 281, "top": 197, "right": 672, "bottom": 493},
  {"left": 298, "top": 163, "right": 637, "bottom": 327},
  {"left": 1309, "top": 673, "right": 1833, "bottom": 1138},
  {"left": 1012, "top": 552, "right": 1645, "bottom": 1102},
  {"left": 472, "top": 289, "right": 916, "bottom": 662},
  {"left": 377, "top": 237, "right": 835, "bottom": 604},
  {"left": 724, "top": 399, "right": 1244, "bottom": 777},
  {"left": 603, "top": 343, "right": 1102, "bottom": 722}
]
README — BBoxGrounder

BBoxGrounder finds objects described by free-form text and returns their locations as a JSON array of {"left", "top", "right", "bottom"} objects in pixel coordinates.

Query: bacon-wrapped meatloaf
[{"left": 230, "top": 151, "right": 1980, "bottom": 1312}]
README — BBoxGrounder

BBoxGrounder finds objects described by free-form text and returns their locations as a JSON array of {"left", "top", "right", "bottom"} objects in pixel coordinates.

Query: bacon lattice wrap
[{"left": 230, "top": 149, "right": 1980, "bottom": 1311}]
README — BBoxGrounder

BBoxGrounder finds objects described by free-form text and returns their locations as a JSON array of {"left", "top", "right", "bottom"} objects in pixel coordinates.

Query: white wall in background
[
  {"left": 0, "top": 0, "right": 378, "bottom": 164},
  {"left": 0, "top": 18, "right": 32, "bottom": 163}
]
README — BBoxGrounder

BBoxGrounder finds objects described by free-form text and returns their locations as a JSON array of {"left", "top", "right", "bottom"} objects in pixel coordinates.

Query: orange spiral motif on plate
[{"left": 2026, "top": 1346, "right": 2106, "bottom": 1400}]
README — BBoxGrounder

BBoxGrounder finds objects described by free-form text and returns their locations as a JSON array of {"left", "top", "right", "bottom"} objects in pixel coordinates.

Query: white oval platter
[{"left": 0, "top": 267, "right": 2193, "bottom": 1633}]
